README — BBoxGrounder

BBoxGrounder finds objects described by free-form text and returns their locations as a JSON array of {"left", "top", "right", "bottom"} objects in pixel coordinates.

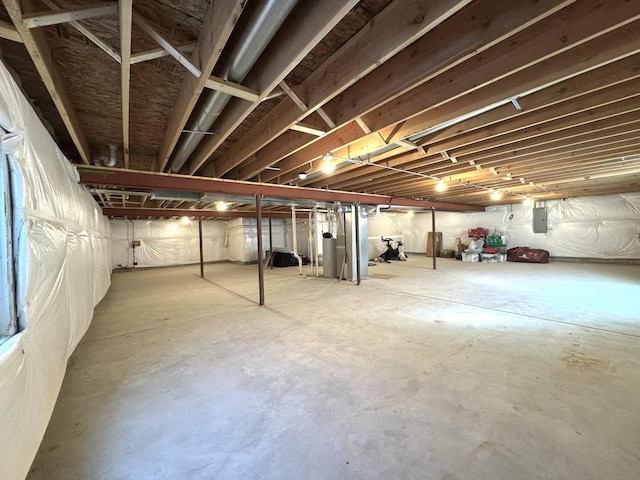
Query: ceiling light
[
  {"left": 298, "top": 172, "right": 308, "bottom": 180},
  {"left": 180, "top": 216, "right": 190, "bottom": 224},
  {"left": 523, "top": 196, "right": 533, "bottom": 206},
  {"left": 322, "top": 152, "right": 333, "bottom": 162},
  {"left": 321, "top": 161, "right": 335, "bottom": 174},
  {"left": 435, "top": 180, "right": 447, "bottom": 192},
  {"left": 216, "top": 201, "right": 228, "bottom": 211},
  {"left": 406, "top": 210, "right": 414, "bottom": 217},
  {"left": 490, "top": 189, "right": 501, "bottom": 201}
]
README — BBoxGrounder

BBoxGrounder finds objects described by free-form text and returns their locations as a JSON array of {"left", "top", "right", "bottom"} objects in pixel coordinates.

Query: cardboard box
[{"left": 426, "top": 232, "right": 443, "bottom": 257}]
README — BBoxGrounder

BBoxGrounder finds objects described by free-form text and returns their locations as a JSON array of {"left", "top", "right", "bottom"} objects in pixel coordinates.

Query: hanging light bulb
[
  {"left": 298, "top": 171, "right": 308, "bottom": 180},
  {"left": 180, "top": 216, "right": 190, "bottom": 224},
  {"left": 321, "top": 161, "right": 335, "bottom": 174},
  {"left": 435, "top": 179, "right": 446, "bottom": 192},
  {"left": 216, "top": 201, "right": 228, "bottom": 211},
  {"left": 490, "top": 189, "right": 501, "bottom": 201},
  {"left": 322, "top": 152, "right": 333, "bottom": 162},
  {"left": 523, "top": 196, "right": 533, "bottom": 206}
]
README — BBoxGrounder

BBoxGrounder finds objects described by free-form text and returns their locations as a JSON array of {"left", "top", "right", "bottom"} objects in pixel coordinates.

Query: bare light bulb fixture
[
  {"left": 523, "top": 196, "right": 533, "bottom": 206},
  {"left": 180, "top": 216, "right": 190, "bottom": 224},
  {"left": 216, "top": 201, "right": 228, "bottom": 211},
  {"left": 322, "top": 152, "right": 333, "bottom": 162},
  {"left": 321, "top": 161, "right": 335, "bottom": 174},
  {"left": 490, "top": 189, "right": 501, "bottom": 201},
  {"left": 435, "top": 180, "right": 446, "bottom": 192},
  {"left": 298, "top": 172, "right": 308, "bottom": 180}
]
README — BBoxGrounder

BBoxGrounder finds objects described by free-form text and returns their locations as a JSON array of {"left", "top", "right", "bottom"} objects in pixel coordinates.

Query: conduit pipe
[
  {"left": 291, "top": 205, "right": 302, "bottom": 275},
  {"left": 169, "top": 0, "right": 299, "bottom": 173}
]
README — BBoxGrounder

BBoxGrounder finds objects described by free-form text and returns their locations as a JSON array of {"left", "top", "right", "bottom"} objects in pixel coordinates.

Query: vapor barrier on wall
[
  {"left": 111, "top": 219, "right": 228, "bottom": 268},
  {"left": 110, "top": 217, "right": 313, "bottom": 266},
  {"left": 0, "top": 62, "right": 111, "bottom": 479},
  {"left": 368, "top": 194, "right": 640, "bottom": 259}
]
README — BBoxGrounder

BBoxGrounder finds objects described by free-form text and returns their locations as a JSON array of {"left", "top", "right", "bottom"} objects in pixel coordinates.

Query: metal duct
[{"left": 169, "top": 0, "right": 299, "bottom": 173}]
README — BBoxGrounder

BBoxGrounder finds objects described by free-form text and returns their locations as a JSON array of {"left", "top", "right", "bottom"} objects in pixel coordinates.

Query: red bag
[{"left": 506, "top": 247, "right": 550, "bottom": 263}]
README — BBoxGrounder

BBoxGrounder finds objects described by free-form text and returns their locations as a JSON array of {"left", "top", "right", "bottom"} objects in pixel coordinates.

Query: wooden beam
[
  {"left": 22, "top": 2, "right": 117, "bottom": 28},
  {"left": 421, "top": 53, "right": 640, "bottom": 147},
  {"left": 41, "top": 0, "right": 120, "bottom": 62},
  {"left": 289, "top": 124, "right": 326, "bottom": 137},
  {"left": 0, "top": 19, "right": 21, "bottom": 42},
  {"left": 205, "top": 76, "right": 259, "bottom": 102},
  {"left": 157, "top": 0, "right": 244, "bottom": 172},
  {"left": 371, "top": 3, "right": 640, "bottom": 140},
  {"left": 427, "top": 78, "right": 640, "bottom": 156},
  {"left": 185, "top": 0, "right": 366, "bottom": 175},
  {"left": 3, "top": 0, "right": 91, "bottom": 164},
  {"left": 130, "top": 43, "right": 195, "bottom": 64},
  {"left": 120, "top": 0, "right": 132, "bottom": 169},
  {"left": 231, "top": 0, "right": 579, "bottom": 182},
  {"left": 132, "top": 11, "right": 201, "bottom": 78},
  {"left": 277, "top": 13, "right": 640, "bottom": 183},
  {"left": 340, "top": 141, "right": 640, "bottom": 195},
  {"left": 209, "top": 0, "right": 472, "bottom": 177},
  {"left": 77, "top": 166, "right": 484, "bottom": 211}
]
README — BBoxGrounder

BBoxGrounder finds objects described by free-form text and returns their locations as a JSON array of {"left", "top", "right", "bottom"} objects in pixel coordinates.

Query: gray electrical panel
[{"left": 532, "top": 207, "right": 547, "bottom": 233}]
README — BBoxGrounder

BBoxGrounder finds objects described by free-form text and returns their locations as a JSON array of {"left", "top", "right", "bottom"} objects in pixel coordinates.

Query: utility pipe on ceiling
[{"left": 169, "top": 0, "right": 299, "bottom": 173}]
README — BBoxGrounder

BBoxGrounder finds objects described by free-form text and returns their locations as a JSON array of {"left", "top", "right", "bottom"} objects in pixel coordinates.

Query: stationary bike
[{"left": 378, "top": 236, "right": 408, "bottom": 262}]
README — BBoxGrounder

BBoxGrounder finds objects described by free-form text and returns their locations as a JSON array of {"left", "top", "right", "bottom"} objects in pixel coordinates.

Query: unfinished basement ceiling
[{"left": 1, "top": 0, "right": 640, "bottom": 213}]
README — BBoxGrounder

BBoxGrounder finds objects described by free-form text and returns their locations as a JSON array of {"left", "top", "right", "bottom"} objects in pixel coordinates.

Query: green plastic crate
[{"left": 485, "top": 235, "right": 504, "bottom": 246}]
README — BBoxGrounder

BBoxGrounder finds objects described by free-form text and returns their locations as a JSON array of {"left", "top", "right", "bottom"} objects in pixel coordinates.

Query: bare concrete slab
[{"left": 28, "top": 258, "right": 640, "bottom": 479}]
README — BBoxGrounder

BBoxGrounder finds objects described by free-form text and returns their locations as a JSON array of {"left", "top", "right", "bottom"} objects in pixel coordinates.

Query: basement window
[{"left": 0, "top": 135, "right": 17, "bottom": 344}]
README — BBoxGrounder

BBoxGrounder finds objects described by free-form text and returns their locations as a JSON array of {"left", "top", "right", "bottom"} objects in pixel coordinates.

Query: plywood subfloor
[{"left": 28, "top": 258, "right": 640, "bottom": 479}]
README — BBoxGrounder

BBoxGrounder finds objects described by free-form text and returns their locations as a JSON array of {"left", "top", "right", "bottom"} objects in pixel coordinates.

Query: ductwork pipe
[
  {"left": 106, "top": 144, "right": 117, "bottom": 167},
  {"left": 169, "top": 0, "right": 299, "bottom": 173}
]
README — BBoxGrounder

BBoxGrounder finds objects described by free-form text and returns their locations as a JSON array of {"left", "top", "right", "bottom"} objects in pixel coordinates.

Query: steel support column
[
  {"left": 256, "top": 195, "right": 265, "bottom": 305},
  {"left": 431, "top": 207, "right": 437, "bottom": 270},
  {"left": 198, "top": 216, "right": 204, "bottom": 278}
]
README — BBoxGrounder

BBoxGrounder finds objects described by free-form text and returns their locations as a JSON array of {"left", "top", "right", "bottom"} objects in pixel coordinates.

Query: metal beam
[
  {"left": 78, "top": 166, "right": 484, "bottom": 211},
  {"left": 101, "top": 207, "right": 309, "bottom": 219}
]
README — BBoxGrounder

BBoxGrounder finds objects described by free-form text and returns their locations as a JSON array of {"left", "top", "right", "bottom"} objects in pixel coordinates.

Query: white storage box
[{"left": 462, "top": 252, "right": 480, "bottom": 262}]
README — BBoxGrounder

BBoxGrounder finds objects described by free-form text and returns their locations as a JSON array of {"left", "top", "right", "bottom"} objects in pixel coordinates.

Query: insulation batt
[{"left": 0, "top": 62, "right": 111, "bottom": 480}]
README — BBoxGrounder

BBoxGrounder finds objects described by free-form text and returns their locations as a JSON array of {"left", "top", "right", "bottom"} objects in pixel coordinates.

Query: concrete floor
[{"left": 28, "top": 257, "right": 640, "bottom": 480}]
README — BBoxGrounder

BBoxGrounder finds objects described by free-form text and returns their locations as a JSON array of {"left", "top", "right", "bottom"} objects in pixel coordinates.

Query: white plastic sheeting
[
  {"left": 0, "top": 61, "right": 111, "bottom": 480},
  {"left": 111, "top": 219, "right": 228, "bottom": 268},
  {"left": 110, "top": 216, "right": 314, "bottom": 267},
  {"left": 227, "top": 217, "right": 296, "bottom": 263},
  {"left": 368, "top": 193, "right": 640, "bottom": 258}
]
